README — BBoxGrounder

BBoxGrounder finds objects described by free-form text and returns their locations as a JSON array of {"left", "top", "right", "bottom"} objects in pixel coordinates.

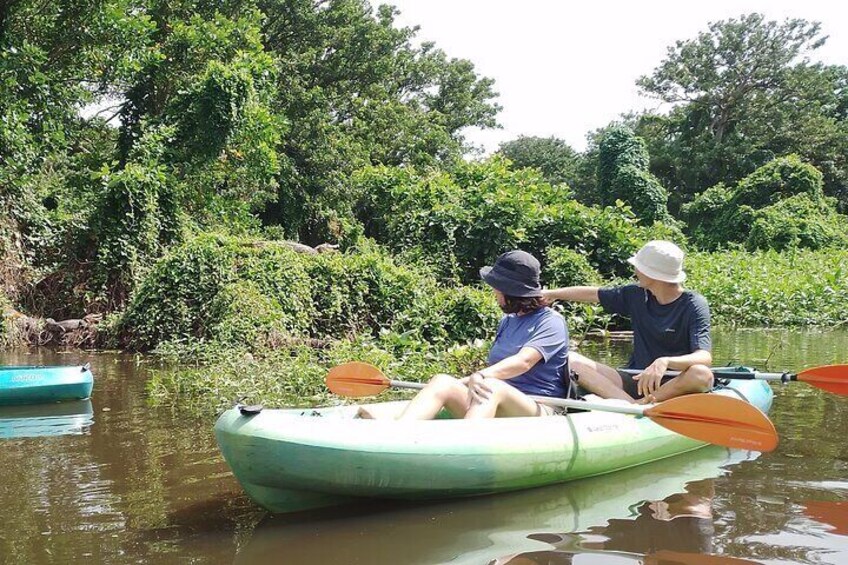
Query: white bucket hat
[{"left": 627, "top": 240, "right": 686, "bottom": 283}]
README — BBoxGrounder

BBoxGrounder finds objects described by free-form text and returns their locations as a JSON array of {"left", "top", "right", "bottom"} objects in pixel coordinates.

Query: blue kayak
[{"left": 0, "top": 365, "right": 94, "bottom": 405}]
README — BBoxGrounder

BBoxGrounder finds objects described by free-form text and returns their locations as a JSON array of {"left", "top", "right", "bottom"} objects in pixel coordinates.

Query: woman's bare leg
[
  {"left": 395, "top": 374, "right": 469, "bottom": 420},
  {"left": 464, "top": 378, "right": 541, "bottom": 419},
  {"left": 569, "top": 352, "right": 636, "bottom": 402}
]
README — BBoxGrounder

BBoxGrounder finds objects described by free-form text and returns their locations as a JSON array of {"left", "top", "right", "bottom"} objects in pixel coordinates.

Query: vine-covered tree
[
  {"left": 115, "top": 0, "right": 501, "bottom": 244},
  {"left": 681, "top": 155, "right": 848, "bottom": 251},
  {"left": 596, "top": 126, "right": 669, "bottom": 223}
]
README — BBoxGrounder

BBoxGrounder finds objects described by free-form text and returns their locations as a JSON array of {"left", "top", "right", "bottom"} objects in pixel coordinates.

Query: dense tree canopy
[
  {"left": 2, "top": 4, "right": 846, "bottom": 329},
  {"left": 1, "top": 0, "right": 501, "bottom": 311},
  {"left": 634, "top": 13, "right": 848, "bottom": 211}
]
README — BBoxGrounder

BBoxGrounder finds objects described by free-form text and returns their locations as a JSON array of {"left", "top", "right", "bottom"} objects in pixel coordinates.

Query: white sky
[{"left": 373, "top": 1, "right": 848, "bottom": 153}]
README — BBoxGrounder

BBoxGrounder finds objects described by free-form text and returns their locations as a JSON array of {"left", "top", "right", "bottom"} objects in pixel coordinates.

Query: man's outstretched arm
[{"left": 542, "top": 286, "right": 600, "bottom": 303}]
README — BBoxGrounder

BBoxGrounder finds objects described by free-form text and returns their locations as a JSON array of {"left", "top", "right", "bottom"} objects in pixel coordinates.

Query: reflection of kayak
[
  {"left": 215, "top": 380, "right": 772, "bottom": 514},
  {"left": 0, "top": 365, "right": 93, "bottom": 405},
  {"left": 235, "top": 446, "right": 759, "bottom": 565},
  {"left": 0, "top": 399, "right": 94, "bottom": 438}
]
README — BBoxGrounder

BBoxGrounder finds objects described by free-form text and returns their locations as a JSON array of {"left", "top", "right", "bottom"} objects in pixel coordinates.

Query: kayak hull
[
  {"left": 0, "top": 365, "right": 94, "bottom": 405},
  {"left": 215, "top": 380, "right": 773, "bottom": 514}
]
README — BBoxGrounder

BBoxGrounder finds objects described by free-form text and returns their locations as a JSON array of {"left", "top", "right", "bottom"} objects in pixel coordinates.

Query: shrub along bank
[
  {"left": 115, "top": 233, "right": 503, "bottom": 352},
  {"left": 137, "top": 235, "right": 848, "bottom": 410},
  {"left": 352, "top": 157, "right": 682, "bottom": 284}
]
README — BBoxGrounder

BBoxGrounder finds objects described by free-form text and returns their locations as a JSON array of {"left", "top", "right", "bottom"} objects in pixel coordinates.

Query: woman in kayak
[{"left": 361, "top": 249, "right": 570, "bottom": 420}]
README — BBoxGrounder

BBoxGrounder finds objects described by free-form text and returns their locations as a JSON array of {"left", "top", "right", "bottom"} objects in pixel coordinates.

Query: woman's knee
[
  {"left": 428, "top": 373, "right": 458, "bottom": 387},
  {"left": 425, "top": 373, "right": 465, "bottom": 400},
  {"left": 481, "top": 377, "right": 511, "bottom": 399}
]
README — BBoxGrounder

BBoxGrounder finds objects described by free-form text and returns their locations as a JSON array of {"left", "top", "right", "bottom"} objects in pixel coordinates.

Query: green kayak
[{"left": 215, "top": 379, "right": 773, "bottom": 514}]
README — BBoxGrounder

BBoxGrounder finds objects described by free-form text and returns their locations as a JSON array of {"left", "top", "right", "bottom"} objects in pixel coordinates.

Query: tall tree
[
  {"left": 639, "top": 13, "right": 824, "bottom": 144},
  {"left": 497, "top": 136, "right": 581, "bottom": 187},
  {"left": 258, "top": 0, "right": 500, "bottom": 242},
  {"left": 635, "top": 13, "right": 847, "bottom": 211}
]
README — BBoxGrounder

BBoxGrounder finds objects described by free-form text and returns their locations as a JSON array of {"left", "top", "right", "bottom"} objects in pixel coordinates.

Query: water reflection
[
  {"left": 493, "top": 474, "right": 762, "bottom": 564},
  {"left": 803, "top": 500, "right": 848, "bottom": 535},
  {"left": 579, "top": 477, "right": 716, "bottom": 554},
  {"left": 235, "top": 447, "right": 756, "bottom": 565},
  {"left": 0, "top": 350, "right": 257, "bottom": 563},
  {"left": 493, "top": 549, "right": 761, "bottom": 564},
  {"left": 0, "top": 400, "right": 94, "bottom": 439}
]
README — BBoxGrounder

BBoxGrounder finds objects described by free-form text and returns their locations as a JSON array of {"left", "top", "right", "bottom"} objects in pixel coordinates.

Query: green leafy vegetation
[
  {"left": 114, "top": 234, "right": 501, "bottom": 352},
  {"left": 633, "top": 13, "right": 848, "bottom": 212},
  {"left": 597, "top": 126, "right": 669, "bottom": 223},
  {"left": 147, "top": 337, "right": 490, "bottom": 412},
  {"left": 353, "top": 157, "right": 671, "bottom": 283},
  {"left": 688, "top": 250, "right": 848, "bottom": 326},
  {"left": 682, "top": 155, "right": 848, "bottom": 250},
  {"left": 497, "top": 136, "right": 583, "bottom": 187}
]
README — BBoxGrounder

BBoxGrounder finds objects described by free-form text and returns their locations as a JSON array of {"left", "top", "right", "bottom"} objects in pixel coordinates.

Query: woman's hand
[
  {"left": 634, "top": 357, "right": 669, "bottom": 398},
  {"left": 466, "top": 372, "right": 492, "bottom": 407}
]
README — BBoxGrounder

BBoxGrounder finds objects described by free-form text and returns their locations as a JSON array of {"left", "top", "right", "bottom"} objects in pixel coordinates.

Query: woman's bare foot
[{"left": 355, "top": 406, "right": 376, "bottom": 419}]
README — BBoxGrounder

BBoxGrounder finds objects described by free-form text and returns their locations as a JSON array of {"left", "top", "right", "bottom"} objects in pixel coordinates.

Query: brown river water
[{"left": 1, "top": 328, "right": 847, "bottom": 564}]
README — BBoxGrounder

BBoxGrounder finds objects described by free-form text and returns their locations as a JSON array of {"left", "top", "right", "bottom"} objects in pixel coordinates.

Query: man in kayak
[
  {"left": 543, "top": 240, "right": 713, "bottom": 404},
  {"left": 361, "top": 249, "right": 570, "bottom": 419}
]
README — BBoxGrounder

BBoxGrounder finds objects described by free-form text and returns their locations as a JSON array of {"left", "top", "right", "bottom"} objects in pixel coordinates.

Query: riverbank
[{"left": 6, "top": 242, "right": 848, "bottom": 408}]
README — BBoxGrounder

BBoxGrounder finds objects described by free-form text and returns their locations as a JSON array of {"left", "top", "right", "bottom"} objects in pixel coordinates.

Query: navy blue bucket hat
[{"left": 479, "top": 250, "right": 542, "bottom": 298}]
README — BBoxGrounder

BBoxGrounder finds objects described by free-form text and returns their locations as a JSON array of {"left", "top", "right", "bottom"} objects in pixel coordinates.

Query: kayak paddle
[
  {"left": 325, "top": 362, "right": 778, "bottom": 452},
  {"left": 619, "top": 364, "right": 848, "bottom": 396}
]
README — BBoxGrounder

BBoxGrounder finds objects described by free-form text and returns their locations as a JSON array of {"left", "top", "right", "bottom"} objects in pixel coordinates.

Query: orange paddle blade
[
  {"left": 645, "top": 394, "right": 778, "bottom": 452},
  {"left": 804, "top": 500, "right": 848, "bottom": 535},
  {"left": 325, "top": 362, "right": 389, "bottom": 398},
  {"left": 798, "top": 365, "right": 848, "bottom": 396}
]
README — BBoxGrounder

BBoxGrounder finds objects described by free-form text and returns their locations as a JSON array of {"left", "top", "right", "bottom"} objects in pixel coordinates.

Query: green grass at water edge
[{"left": 146, "top": 337, "right": 490, "bottom": 414}]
